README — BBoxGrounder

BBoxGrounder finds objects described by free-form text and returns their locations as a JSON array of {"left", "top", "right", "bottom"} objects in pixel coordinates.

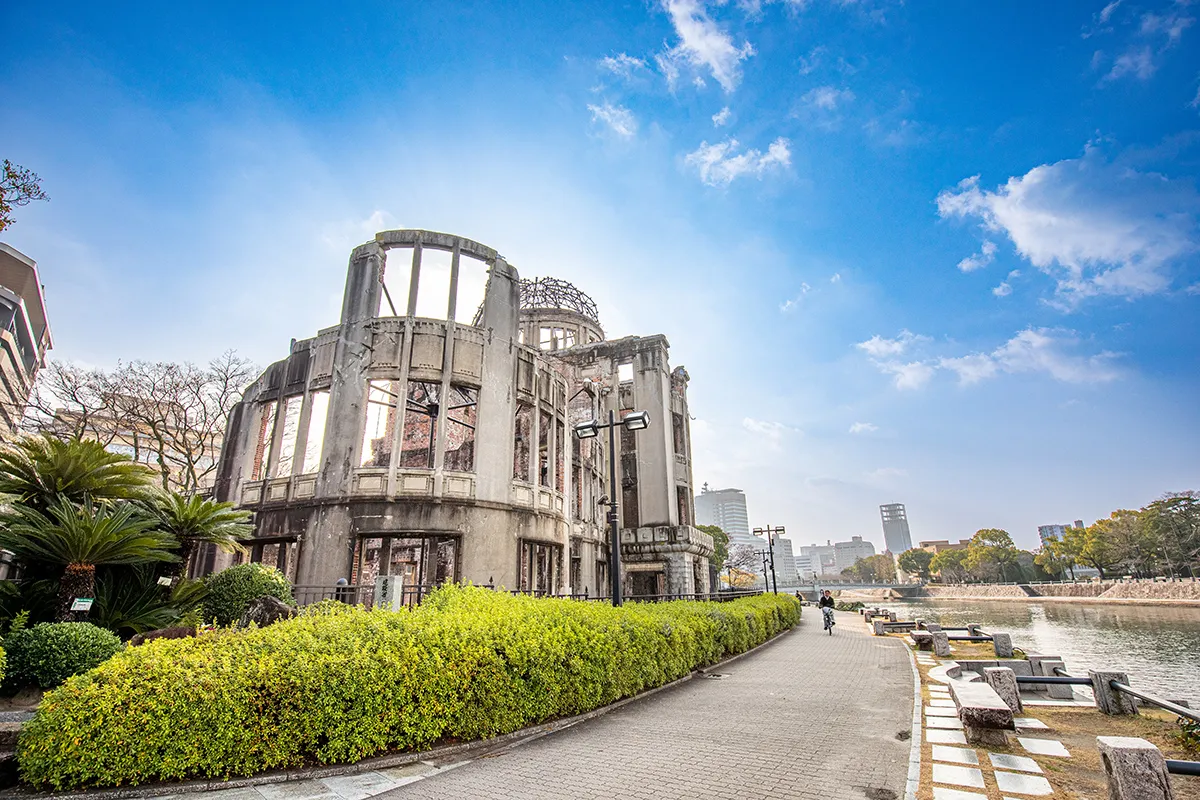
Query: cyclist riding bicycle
[{"left": 817, "top": 590, "right": 836, "bottom": 634}]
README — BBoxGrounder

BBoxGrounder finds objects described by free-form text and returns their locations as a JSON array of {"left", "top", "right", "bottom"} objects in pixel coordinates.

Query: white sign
[
  {"left": 70, "top": 598, "right": 94, "bottom": 612},
  {"left": 157, "top": 576, "right": 174, "bottom": 587}
]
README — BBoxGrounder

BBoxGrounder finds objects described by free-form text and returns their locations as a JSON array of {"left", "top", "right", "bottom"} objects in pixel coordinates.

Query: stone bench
[
  {"left": 911, "top": 631, "right": 934, "bottom": 650},
  {"left": 949, "top": 680, "right": 1016, "bottom": 746}
]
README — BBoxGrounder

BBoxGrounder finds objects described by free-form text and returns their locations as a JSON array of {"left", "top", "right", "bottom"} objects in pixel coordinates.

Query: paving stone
[
  {"left": 1013, "top": 717, "right": 1048, "bottom": 730},
  {"left": 926, "top": 729, "right": 969, "bottom": 745},
  {"left": 257, "top": 784, "right": 341, "bottom": 800},
  {"left": 930, "top": 698, "right": 957, "bottom": 707},
  {"left": 987, "top": 753, "right": 1042, "bottom": 773},
  {"left": 926, "top": 715, "right": 965, "bottom": 729},
  {"left": 931, "top": 745, "right": 979, "bottom": 766},
  {"left": 993, "top": 771, "right": 1054, "bottom": 795},
  {"left": 932, "top": 789, "right": 987, "bottom": 800},
  {"left": 932, "top": 764, "right": 984, "bottom": 789},
  {"left": 1018, "top": 737, "right": 1070, "bottom": 757},
  {"left": 925, "top": 705, "right": 959, "bottom": 717},
  {"left": 323, "top": 773, "right": 404, "bottom": 800}
]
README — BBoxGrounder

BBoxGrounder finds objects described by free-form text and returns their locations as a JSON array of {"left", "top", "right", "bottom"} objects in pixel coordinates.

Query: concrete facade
[
  {"left": 0, "top": 244, "right": 52, "bottom": 439},
  {"left": 834, "top": 535, "right": 875, "bottom": 573},
  {"left": 206, "top": 230, "right": 711, "bottom": 599},
  {"left": 694, "top": 485, "right": 754, "bottom": 548}
]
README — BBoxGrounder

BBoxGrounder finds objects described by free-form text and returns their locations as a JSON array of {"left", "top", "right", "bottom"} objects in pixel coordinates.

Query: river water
[{"left": 897, "top": 599, "right": 1200, "bottom": 707}]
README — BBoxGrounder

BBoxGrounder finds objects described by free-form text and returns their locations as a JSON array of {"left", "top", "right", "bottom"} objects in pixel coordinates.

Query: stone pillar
[
  {"left": 1026, "top": 654, "right": 1062, "bottom": 693},
  {"left": 912, "top": 631, "right": 934, "bottom": 651},
  {"left": 864, "top": 611, "right": 874, "bottom": 623},
  {"left": 873, "top": 619, "right": 886, "bottom": 636},
  {"left": 932, "top": 631, "right": 951, "bottom": 657},
  {"left": 914, "top": 618, "right": 925, "bottom": 629},
  {"left": 992, "top": 632, "right": 1014, "bottom": 658},
  {"left": 925, "top": 622, "right": 942, "bottom": 633},
  {"left": 1097, "top": 737, "right": 1174, "bottom": 800},
  {"left": 967, "top": 623, "right": 982, "bottom": 636},
  {"left": 984, "top": 667, "right": 1023, "bottom": 713},
  {"left": 1091, "top": 671, "right": 1139, "bottom": 716},
  {"left": 1041, "top": 659, "right": 1075, "bottom": 700},
  {"left": 888, "top": 611, "right": 897, "bottom": 622}
]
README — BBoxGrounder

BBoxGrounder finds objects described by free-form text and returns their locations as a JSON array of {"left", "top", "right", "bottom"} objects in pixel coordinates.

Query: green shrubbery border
[{"left": 19, "top": 587, "right": 798, "bottom": 789}]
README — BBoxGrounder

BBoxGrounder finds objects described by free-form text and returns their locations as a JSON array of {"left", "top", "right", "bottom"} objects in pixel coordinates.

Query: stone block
[
  {"left": 984, "top": 667, "right": 1023, "bottom": 714},
  {"left": 925, "top": 622, "right": 942, "bottom": 632},
  {"left": 1041, "top": 659, "right": 1075, "bottom": 700},
  {"left": 1026, "top": 654, "right": 1062, "bottom": 692},
  {"left": 912, "top": 631, "right": 934, "bottom": 651},
  {"left": 967, "top": 623, "right": 982, "bottom": 636},
  {"left": 950, "top": 680, "right": 1015, "bottom": 748},
  {"left": 1097, "top": 736, "right": 1173, "bottom": 800},
  {"left": 1091, "top": 671, "right": 1139, "bottom": 716},
  {"left": 888, "top": 612, "right": 897, "bottom": 622},
  {"left": 992, "top": 632, "right": 1014, "bottom": 658},
  {"left": 933, "top": 631, "right": 951, "bottom": 657},
  {"left": 873, "top": 619, "right": 886, "bottom": 636}
]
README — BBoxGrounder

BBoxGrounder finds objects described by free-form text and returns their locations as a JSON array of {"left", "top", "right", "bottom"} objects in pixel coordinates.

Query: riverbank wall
[{"left": 917, "top": 579, "right": 1200, "bottom": 605}]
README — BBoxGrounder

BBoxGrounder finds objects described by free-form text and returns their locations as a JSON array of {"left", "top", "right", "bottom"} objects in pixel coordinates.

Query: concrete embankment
[{"left": 919, "top": 580, "right": 1200, "bottom": 605}]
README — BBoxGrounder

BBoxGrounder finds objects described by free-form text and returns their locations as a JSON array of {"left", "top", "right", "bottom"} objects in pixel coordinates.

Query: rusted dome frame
[{"left": 519, "top": 277, "right": 601, "bottom": 325}]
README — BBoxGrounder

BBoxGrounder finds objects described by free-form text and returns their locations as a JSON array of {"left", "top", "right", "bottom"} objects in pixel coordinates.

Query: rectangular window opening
[
  {"left": 414, "top": 248, "right": 453, "bottom": 319},
  {"left": 538, "top": 410, "right": 552, "bottom": 487},
  {"left": 361, "top": 380, "right": 400, "bottom": 467},
  {"left": 272, "top": 396, "right": 303, "bottom": 478},
  {"left": 380, "top": 247, "right": 414, "bottom": 317},
  {"left": 302, "top": 391, "right": 330, "bottom": 473},
  {"left": 672, "top": 412, "right": 686, "bottom": 456},
  {"left": 444, "top": 384, "right": 477, "bottom": 472},
  {"left": 513, "top": 403, "right": 532, "bottom": 481},
  {"left": 401, "top": 381, "right": 440, "bottom": 468},
  {"left": 555, "top": 418, "right": 565, "bottom": 493},
  {"left": 454, "top": 254, "right": 489, "bottom": 325},
  {"left": 250, "top": 401, "right": 277, "bottom": 481},
  {"left": 618, "top": 362, "right": 634, "bottom": 383}
]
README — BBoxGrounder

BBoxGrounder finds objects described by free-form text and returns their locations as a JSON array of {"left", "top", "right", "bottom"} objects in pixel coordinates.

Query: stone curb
[
  {"left": 7, "top": 618, "right": 801, "bottom": 800},
  {"left": 902, "top": 643, "right": 922, "bottom": 800}
]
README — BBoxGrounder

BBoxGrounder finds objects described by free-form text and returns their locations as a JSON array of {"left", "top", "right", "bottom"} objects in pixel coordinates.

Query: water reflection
[{"left": 900, "top": 600, "right": 1200, "bottom": 706}]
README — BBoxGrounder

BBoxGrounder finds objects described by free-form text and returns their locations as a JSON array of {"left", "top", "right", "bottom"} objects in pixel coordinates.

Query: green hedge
[
  {"left": 202, "top": 563, "right": 294, "bottom": 626},
  {"left": 5, "top": 622, "right": 123, "bottom": 690},
  {"left": 19, "top": 587, "right": 798, "bottom": 789}
]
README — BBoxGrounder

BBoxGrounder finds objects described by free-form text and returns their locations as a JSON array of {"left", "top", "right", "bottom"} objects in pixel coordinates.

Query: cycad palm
[
  {"left": 0, "top": 501, "right": 177, "bottom": 620},
  {"left": 143, "top": 492, "right": 250, "bottom": 576},
  {"left": 0, "top": 434, "right": 154, "bottom": 511}
]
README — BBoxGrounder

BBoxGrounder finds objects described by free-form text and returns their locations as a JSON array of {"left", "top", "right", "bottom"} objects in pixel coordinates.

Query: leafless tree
[{"left": 21, "top": 351, "right": 256, "bottom": 493}]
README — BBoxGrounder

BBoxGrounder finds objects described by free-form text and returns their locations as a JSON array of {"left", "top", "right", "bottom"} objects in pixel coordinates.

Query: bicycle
[{"left": 822, "top": 605, "right": 835, "bottom": 635}]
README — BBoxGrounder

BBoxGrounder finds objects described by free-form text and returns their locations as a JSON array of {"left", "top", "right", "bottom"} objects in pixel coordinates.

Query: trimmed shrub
[
  {"left": 202, "top": 563, "right": 294, "bottom": 626},
  {"left": 0, "top": 644, "right": 5, "bottom": 685},
  {"left": 5, "top": 622, "right": 122, "bottom": 690},
  {"left": 19, "top": 588, "right": 798, "bottom": 789}
]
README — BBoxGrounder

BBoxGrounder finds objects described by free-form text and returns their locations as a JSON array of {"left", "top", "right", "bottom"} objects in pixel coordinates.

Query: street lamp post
[
  {"left": 753, "top": 525, "right": 783, "bottom": 595},
  {"left": 574, "top": 409, "right": 650, "bottom": 607}
]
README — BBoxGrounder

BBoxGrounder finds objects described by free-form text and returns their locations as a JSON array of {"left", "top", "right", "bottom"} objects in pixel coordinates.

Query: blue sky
[{"left": 2, "top": 0, "right": 1198, "bottom": 552}]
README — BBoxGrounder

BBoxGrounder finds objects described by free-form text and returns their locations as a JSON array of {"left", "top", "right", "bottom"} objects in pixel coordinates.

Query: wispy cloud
[
  {"left": 849, "top": 421, "right": 878, "bottom": 434},
  {"left": 1097, "top": 1, "right": 1194, "bottom": 81},
  {"left": 685, "top": 137, "right": 791, "bottom": 185},
  {"left": 855, "top": 329, "right": 929, "bottom": 359},
  {"left": 779, "top": 281, "right": 811, "bottom": 312},
  {"left": 656, "top": 0, "right": 756, "bottom": 92},
  {"left": 803, "top": 85, "right": 855, "bottom": 111},
  {"left": 599, "top": 53, "right": 648, "bottom": 80},
  {"left": 992, "top": 269, "right": 1020, "bottom": 297},
  {"left": 830, "top": 272, "right": 842, "bottom": 283},
  {"left": 742, "top": 417, "right": 802, "bottom": 448},
  {"left": 956, "top": 240, "right": 998, "bottom": 272},
  {"left": 712, "top": 106, "right": 733, "bottom": 126},
  {"left": 936, "top": 146, "right": 1200, "bottom": 302},
  {"left": 1108, "top": 46, "right": 1156, "bottom": 79},
  {"left": 587, "top": 103, "right": 638, "bottom": 137}
]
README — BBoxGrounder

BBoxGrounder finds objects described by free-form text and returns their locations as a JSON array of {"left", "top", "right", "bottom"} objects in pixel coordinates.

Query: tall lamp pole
[
  {"left": 574, "top": 409, "right": 651, "bottom": 607},
  {"left": 753, "top": 525, "right": 784, "bottom": 595}
]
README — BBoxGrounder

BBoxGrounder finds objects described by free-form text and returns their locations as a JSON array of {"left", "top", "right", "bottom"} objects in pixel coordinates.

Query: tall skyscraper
[
  {"left": 880, "top": 503, "right": 913, "bottom": 554},
  {"left": 1037, "top": 524, "right": 1069, "bottom": 545},
  {"left": 695, "top": 485, "right": 755, "bottom": 548}
]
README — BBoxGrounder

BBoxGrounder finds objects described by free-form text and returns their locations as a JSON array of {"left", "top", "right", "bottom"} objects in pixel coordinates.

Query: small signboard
[
  {"left": 157, "top": 576, "right": 174, "bottom": 587},
  {"left": 70, "top": 598, "right": 94, "bottom": 612}
]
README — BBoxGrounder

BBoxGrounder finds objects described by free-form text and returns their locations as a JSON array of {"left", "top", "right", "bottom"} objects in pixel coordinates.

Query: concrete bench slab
[{"left": 949, "top": 679, "right": 1015, "bottom": 746}]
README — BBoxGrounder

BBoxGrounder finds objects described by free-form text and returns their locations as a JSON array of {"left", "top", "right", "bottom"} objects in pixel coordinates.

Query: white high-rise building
[
  {"left": 695, "top": 485, "right": 755, "bottom": 548},
  {"left": 834, "top": 535, "right": 876, "bottom": 573},
  {"left": 771, "top": 533, "right": 797, "bottom": 583},
  {"left": 880, "top": 503, "right": 913, "bottom": 554}
]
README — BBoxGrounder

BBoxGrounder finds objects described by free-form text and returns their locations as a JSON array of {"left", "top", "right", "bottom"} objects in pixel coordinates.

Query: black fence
[{"left": 291, "top": 583, "right": 763, "bottom": 609}]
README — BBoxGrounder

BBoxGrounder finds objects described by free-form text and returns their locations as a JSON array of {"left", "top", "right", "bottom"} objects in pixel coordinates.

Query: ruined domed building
[{"left": 204, "top": 230, "right": 712, "bottom": 600}]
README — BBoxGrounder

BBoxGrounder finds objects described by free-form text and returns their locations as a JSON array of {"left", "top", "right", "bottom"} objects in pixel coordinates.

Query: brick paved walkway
[{"left": 380, "top": 610, "right": 915, "bottom": 800}]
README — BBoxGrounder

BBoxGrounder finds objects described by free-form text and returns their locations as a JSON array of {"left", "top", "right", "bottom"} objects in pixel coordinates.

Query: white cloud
[
  {"left": 940, "top": 328, "right": 1120, "bottom": 386},
  {"left": 992, "top": 269, "right": 1020, "bottom": 298},
  {"left": 1191, "top": 81, "right": 1200, "bottom": 109},
  {"left": 956, "top": 240, "right": 998, "bottom": 272},
  {"left": 802, "top": 85, "right": 855, "bottom": 111},
  {"left": 779, "top": 281, "right": 811, "bottom": 312},
  {"left": 830, "top": 272, "right": 842, "bottom": 283},
  {"left": 742, "top": 417, "right": 801, "bottom": 448},
  {"left": 1187, "top": 282, "right": 1200, "bottom": 295},
  {"left": 1108, "top": 46, "right": 1156, "bottom": 79},
  {"left": 587, "top": 103, "right": 638, "bottom": 138},
  {"left": 879, "top": 360, "right": 936, "bottom": 390},
  {"left": 685, "top": 137, "right": 791, "bottom": 186},
  {"left": 849, "top": 421, "right": 878, "bottom": 434},
  {"left": 1099, "top": 4, "right": 1194, "bottom": 81},
  {"left": 712, "top": 106, "right": 733, "bottom": 126},
  {"left": 866, "top": 467, "right": 908, "bottom": 481},
  {"left": 1099, "top": 0, "right": 1122, "bottom": 25},
  {"left": 599, "top": 53, "right": 648, "bottom": 80},
  {"left": 657, "top": 0, "right": 756, "bottom": 92},
  {"left": 855, "top": 329, "right": 928, "bottom": 359},
  {"left": 936, "top": 147, "right": 1200, "bottom": 301}
]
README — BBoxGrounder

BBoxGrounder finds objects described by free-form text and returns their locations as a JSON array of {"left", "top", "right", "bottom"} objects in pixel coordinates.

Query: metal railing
[
  {"left": 1109, "top": 680, "right": 1200, "bottom": 724},
  {"left": 291, "top": 583, "right": 762, "bottom": 609},
  {"left": 1166, "top": 760, "right": 1200, "bottom": 777}
]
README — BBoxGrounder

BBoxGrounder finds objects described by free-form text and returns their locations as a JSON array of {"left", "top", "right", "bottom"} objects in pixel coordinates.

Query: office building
[
  {"left": 0, "top": 243, "right": 52, "bottom": 438},
  {"left": 834, "top": 535, "right": 876, "bottom": 573},
  {"left": 695, "top": 485, "right": 756, "bottom": 548},
  {"left": 880, "top": 503, "right": 913, "bottom": 554}
]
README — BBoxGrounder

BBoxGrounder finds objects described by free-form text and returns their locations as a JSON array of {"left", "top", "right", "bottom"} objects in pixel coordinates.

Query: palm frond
[{"left": 0, "top": 434, "right": 155, "bottom": 511}]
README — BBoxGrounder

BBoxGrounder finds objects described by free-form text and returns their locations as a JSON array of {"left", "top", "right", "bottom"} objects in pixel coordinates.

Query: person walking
[{"left": 818, "top": 589, "right": 836, "bottom": 634}]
